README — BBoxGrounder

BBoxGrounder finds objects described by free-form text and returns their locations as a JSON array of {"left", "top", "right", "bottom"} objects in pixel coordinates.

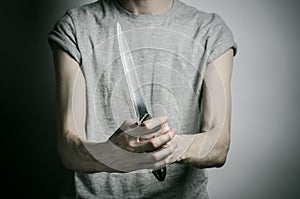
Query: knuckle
[
  {"left": 161, "top": 116, "right": 168, "bottom": 122},
  {"left": 154, "top": 161, "right": 165, "bottom": 169},
  {"left": 150, "top": 140, "right": 158, "bottom": 148},
  {"left": 154, "top": 162, "right": 161, "bottom": 168},
  {"left": 128, "top": 139, "right": 135, "bottom": 147},
  {"left": 158, "top": 117, "right": 165, "bottom": 124},
  {"left": 166, "top": 132, "right": 172, "bottom": 140},
  {"left": 161, "top": 124, "right": 169, "bottom": 133},
  {"left": 151, "top": 154, "right": 159, "bottom": 161},
  {"left": 163, "top": 158, "right": 169, "bottom": 165},
  {"left": 167, "top": 146, "right": 174, "bottom": 154},
  {"left": 122, "top": 133, "right": 129, "bottom": 141},
  {"left": 165, "top": 125, "right": 170, "bottom": 131},
  {"left": 126, "top": 146, "right": 135, "bottom": 152},
  {"left": 160, "top": 134, "right": 169, "bottom": 144},
  {"left": 142, "top": 122, "right": 151, "bottom": 130}
]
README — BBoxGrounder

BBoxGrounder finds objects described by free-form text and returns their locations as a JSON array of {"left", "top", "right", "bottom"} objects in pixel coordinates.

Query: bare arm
[
  {"left": 51, "top": 44, "right": 177, "bottom": 173},
  {"left": 51, "top": 43, "right": 117, "bottom": 173},
  {"left": 176, "top": 49, "right": 234, "bottom": 168}
]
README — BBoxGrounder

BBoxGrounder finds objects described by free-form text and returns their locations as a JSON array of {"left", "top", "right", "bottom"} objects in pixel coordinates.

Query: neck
[{"left": 117, "top": 0, "right": 174, "bottom": 15}]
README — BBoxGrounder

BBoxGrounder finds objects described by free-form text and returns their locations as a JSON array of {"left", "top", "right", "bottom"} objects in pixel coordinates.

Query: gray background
[
  {"left": 1, "top": 0, "right": 299, "bottom": 198},
  {"left": 186, "top": 1, "right": 300, "bottom": 198}
]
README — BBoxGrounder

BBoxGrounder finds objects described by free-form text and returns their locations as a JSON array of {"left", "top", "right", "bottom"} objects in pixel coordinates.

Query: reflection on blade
[
  {"left": 117, "top": 23, "right": 149, "bottom": 121},
  {"left": 117, "top": 22, "right": 167, "bottom": 182}
]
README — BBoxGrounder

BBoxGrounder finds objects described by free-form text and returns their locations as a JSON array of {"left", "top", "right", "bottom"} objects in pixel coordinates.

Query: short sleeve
[
  {"left": 48, "top": 11, "right": 81, "bottom": 64},
  {"left": 207, "top": 13, "right": 237, "bottom": 63}
]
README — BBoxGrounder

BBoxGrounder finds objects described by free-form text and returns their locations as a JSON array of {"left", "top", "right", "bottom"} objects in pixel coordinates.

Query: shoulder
[
  {"left": 66, "top": 0, "right": 115, "bottom": 25},
  {"left": 175, "top": 1, "right": 228, "bottom": 33},
  {"left": 176, "top": 1, "right": 214, "bottom": 23}
]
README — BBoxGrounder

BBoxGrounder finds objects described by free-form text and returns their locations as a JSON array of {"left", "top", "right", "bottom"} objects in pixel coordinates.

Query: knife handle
[{"left": 139, "top": 113, "right": 167, "bottom": 182}]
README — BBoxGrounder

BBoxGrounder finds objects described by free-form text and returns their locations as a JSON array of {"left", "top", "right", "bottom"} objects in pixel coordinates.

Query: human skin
[
  {"left": 50, "top": 42, "right": 233, "bottom": 172},
  {"left": 112, "top": 0, "right": 234, "bottom": 169},
  {"left": 117, "top": 0, "right": 174, "bottom": 15},
  {"left": 51, "top": 42, "right": 177, "bottom": 172},
  {"left": 50, "top": 0, "right": 233, "bottom": 173},
  {"left": 175, "top": 49, "right": 233, "bottom": 168}
]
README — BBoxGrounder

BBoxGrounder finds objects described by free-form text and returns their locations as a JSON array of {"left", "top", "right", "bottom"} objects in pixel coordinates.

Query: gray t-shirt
[{"left": 48, "top": 0, "right": 237, "bottom": 198}]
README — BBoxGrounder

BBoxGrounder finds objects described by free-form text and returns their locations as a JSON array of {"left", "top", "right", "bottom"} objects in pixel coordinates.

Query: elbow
[
  {"left": 208, "top": 127, "right": 231, "bottom": 168},
  {"left": 188, "top": 144, "right": 230, "bottom": 169},
  {"left": 210, "top": 143, "right": 230, "bottom": 168},
  {"left": 57, "top": 142, "right": 76, "bottom": 171},
  {"left": 57, "top": 131, "right": 87, "bottom": 172},
  {"left": 213, "top": 150, "right": 228, "bottom": 168},
  {"left": 57, "top": 137, "right": 85, "bottom": 172}
]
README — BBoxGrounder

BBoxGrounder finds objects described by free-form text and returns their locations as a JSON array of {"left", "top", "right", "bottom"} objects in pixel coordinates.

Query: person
[{"left": 48, "top": 0, "right": 237, "bottom": 198}]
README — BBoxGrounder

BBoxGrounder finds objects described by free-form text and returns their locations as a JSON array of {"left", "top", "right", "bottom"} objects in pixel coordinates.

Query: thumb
[{"left": 120, "top": 118, "right": 139, "bottom": 131}]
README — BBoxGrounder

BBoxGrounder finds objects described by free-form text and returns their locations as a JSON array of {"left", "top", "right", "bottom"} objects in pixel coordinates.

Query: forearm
[
  {"left": 57, "top": 130, "right": 120, "bottom": 173},
  {"left": 176, "top": 127, "right": 230, "bottom": 168},
  {"left": 175, "top": 49, "right": 233, "bottom": 168},
  {"left": 178, "top": 97, "right": 231, "bottom": 168},
  {"left": 177, "top": 93, "right": 231, "bottom": 168},
  {"left": 51, "top": 45, "right": 117, "bottom": 173}
]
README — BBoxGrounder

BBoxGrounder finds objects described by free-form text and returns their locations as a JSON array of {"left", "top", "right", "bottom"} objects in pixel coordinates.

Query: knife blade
[{"left": 117, "top": 22, "right": 167, "bottom": 182}]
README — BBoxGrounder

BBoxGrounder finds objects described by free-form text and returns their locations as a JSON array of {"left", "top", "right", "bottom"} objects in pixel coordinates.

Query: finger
[
  {"left": 140, "top": 116, "right": 168, "bottom": 130},
  {"left": 153, "top": 152, "right": 175, "bottom": 170},
  {"left": 141, "top": 142, "right": 177, "bottom": 169},
  {"left": 120, "top": 119, "right": 139, "bottom": 131},
  {"left": 126, "top": 117, "right": 169, "bottom": 139},
  {"left": 141, "top": 129, "right": 176, "bottom": 152},
  {"left": 126, "top": 123, "right": 165, "bottom": 137},
  {"left": 142, "top": 152, "right": 174, "bottom": 170},
  {"left": 153, "top": 123, "right": 170, "bottom": 137},
  {"left": 148, "top": 142, "right": 177, "bottom": 162},
  {"left": 138, "top": 123, "right": 170, "bottom": 139},
  {"left": 132, "top": 128, "right": 175, "bottom": 152}
]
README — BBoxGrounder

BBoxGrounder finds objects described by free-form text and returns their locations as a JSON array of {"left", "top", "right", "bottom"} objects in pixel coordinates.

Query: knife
[{"left": 117, "top": 22, "right": 167, "bottom": 182}]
